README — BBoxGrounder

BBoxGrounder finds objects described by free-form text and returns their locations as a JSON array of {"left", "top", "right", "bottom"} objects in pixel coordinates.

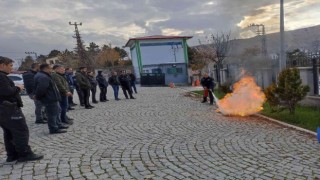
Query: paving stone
[{"left": 0, "top": 87, "right": 319, "bottom": 179}]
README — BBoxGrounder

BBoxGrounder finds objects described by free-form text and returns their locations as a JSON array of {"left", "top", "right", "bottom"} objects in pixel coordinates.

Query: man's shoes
[
  {"left": 59, "top": 125, "right": 69, "bottom": 129},
  {"left": 63, "top": 120, "right": 73, "bottom": 125},
  {"left": 130, "top": 97, "right": 135, "bottom": 99},
  {"left": 80, "top": 104, "right": 85, "bottom": 106},
  {"left": 85, "top": 106, "right": 92, "bottom": 109},
  {"left": 6, "top": 155, "right": 18, "bottom": 162},
  {"left": 17, "top": 153, "right": 44, "bottom": 162},
  {"left": 35, "top": 121, "right": 47, "bottom": 124},
  {"left": 71, "top": 103, "right": 77, "bottom": 106},
  {"left": 100, "top": 100, "right": 106, "bottom": 102},
  {"left": 115, "top": 98, "right": 120, "bottom": 101},
  {"left": 126, "top": 97, "right": 129, "bottom": 99},
  {"left": 92, "top": 101, "right": 98, "bottom": 104},
  {"left": 67, "top": 107, "right": 75, "bottom": 110},
  {"left": 89, "top": 105, "right": 94, "bottom": 108},
  {"left": 67, "top": 117, "right": 74, "bottom": 121},
  {"left": 50, "top": 129, "right": 67, "bottom": 134}
]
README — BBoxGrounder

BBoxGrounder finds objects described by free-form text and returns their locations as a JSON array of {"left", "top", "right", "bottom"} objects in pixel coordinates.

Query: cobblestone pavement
[{"left": 0, "top": 87, "right": 319, "bottom": 179}]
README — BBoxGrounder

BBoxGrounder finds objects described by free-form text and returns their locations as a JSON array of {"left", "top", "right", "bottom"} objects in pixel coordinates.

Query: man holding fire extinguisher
[{"left": 200, "top": 72, "right": 215, "bottom": 105}]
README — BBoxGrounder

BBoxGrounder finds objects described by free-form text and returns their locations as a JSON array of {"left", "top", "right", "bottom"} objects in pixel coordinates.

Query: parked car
[{"left": 7, "top": 73, "right": 27, "bottom": 95}]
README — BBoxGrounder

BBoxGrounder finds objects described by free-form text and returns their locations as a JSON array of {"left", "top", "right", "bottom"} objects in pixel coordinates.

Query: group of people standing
[{"left": 0, "top": 56, "right": 138, "bottom": 162}]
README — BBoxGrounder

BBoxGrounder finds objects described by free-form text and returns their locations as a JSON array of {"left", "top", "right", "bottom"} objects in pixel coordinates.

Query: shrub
[{"left": 265, "top": 68, "right": 310, "bottom": 114}]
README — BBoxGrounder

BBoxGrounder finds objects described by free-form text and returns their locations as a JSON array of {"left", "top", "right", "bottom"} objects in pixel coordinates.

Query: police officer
[
  {"left": 200, "top": 72, "right": 215, "bottom": 105},
  {"left": 0, "top": 56, "right": 43, "bottom": 162}
]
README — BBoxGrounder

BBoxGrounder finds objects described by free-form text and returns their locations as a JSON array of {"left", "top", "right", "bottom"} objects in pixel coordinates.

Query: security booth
[{"left": 124, "top": 35, "right": 192, "bottom": 86}]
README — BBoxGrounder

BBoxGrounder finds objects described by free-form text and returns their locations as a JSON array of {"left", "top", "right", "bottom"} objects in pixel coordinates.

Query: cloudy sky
[{"left": 0, "top": 0, "right": 319, "bottom": 60}]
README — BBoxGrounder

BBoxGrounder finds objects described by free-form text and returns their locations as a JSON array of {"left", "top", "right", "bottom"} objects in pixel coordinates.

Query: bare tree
[
  {"left": 210, "top": 32, "right": 232, "bottom": 87},
  {"left": 195, "top": 32, "right": 232, "bottom": 86}
]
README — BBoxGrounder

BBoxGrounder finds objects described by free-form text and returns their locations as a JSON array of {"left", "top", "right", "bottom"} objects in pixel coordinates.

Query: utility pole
[
  {"left": 280, "top": 0, "right": 286, "bottom": 70},
  {"left": 248, "top": 23, "right": 267, "bottom": 56},
  {"left": 69, "top": 22, "right": 93, "bottom": 70},
  {"left": 25, "top": 51, "right": 38, "bottom": 60}
]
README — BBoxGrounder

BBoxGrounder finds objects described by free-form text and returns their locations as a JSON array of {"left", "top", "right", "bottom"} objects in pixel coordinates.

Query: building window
[{"left": 167, "top": 67, "right": 183, "bottom": 74}]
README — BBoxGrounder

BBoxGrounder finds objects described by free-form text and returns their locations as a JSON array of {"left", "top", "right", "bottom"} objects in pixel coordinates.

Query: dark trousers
[
  {"left": 91, "top": 86, "right": 97, "bottom": 102},
  {"left": 99, "top": 87, "right": 107, "bottom": 101},
  {"left": 81, "top": 88, "right": 90, "bottom": 107},
  {"left": 59, "top": 96, "right": 68, "bottom": 123},
  {"left": 33, "top": 98, "right": 47, "bottom": 122},
  {"left": 76, "top": 88, "right": 84, "bottom": 105},
  {"left": 130, "top": 80, "right": 137, "bottom": 93},
  {"left": 122, "top": 86, "right": 134, "bottom": 99},
  {"left": 204, "top": 89, "right": 214, "bottom": 104},
  {"left": 0, "top": 107, "right": 31, "bottom": 157},
  {"left": 68, "top": 88, "right": 75, "bottom": 106},
  {"left": 43, "top": 102, "right": 61, "bottom": 132},
  {"left": 112, "top": 85, "right": 119, "bottom": 99}
]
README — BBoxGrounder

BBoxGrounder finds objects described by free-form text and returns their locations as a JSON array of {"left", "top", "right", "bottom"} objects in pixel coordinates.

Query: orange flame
[{"left": 217, "top": 76, "right": 266, "bottom": 116}]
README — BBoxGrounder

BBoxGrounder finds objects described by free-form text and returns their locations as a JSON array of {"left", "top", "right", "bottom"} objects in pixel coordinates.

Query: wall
[
  {"left": 130, "top": 47, "right": 140, "bottom": 79},
  {"left": 139, "top": 39, "right": 185, "bottom": 65}
]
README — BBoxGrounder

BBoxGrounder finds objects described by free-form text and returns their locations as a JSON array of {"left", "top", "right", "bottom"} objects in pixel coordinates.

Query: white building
[{"left": 124, "top": 35, "right": 192, "bottom": 85}]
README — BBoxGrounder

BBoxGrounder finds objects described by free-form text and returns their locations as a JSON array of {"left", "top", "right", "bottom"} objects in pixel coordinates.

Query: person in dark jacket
[
  {"left": 0, "top": 56, "right": 43, "bottom": 162},
  {"left": 88, "top": 71, "right": 98, "bottom": 104},
  {"left": 65, "top": 67, "right": 77, "bottom": 109},
  {"left": 73, "top": 70, "right": 84, "bottom": 106},
  {"left": 200, "top": 73, "right": 215, "bottom": 105},
  {"left": 34, "top": 63, "right": 68, "bottom": 134},
  {"left": 128, "top": 70, "right": 137, "bottom": 94},
  {"left": 52, "top": 64, "right": 73, "bottom": 125},
  {"left": 108, "top": 71, "right": 121, "bottom": 100},
  {"left": 75, "top": 67, "right": 94, "bottom": 109},
  {"left": 96, "top": 70, "right": 109, "bottom": 102},
  {"left": 22, "top": 63, "right": 47, "bottom": 124},
  {"left": 119, "top": 70, "right": 135, "bottom": 99}
]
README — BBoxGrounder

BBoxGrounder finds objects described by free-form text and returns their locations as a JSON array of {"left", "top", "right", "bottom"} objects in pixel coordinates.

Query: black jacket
[
  {"left": 88, "top": 75, "right": 97, "bottom": 89},
  {"left": 129, "top": 73, "right": 136, "bottom": 81},
  {"left": 34, "top": 71, "right": 61, "bottom": 103},
  {"left": 0, "top": 71, "right": 23, "bottom": 107},
  {"left": 201, "top": 76, "right": 215, "bottom": 89},
  {"left": 108, "top": 75, "right": 120, "bottom": 86},
  {"left": 118, "top": 74, "right": 131, "bottom": 87},
  {"left": 22, "top": 70, "right": 37, "bottom": 95},
  {"left": 96, "top": 74, "right": 108, "bottom": 88}
]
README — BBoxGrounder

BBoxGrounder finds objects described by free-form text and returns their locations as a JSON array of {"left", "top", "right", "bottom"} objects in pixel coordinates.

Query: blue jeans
[
  {"left": 43, "top": 102, "right": 60, "bottom": 132},
  {"left": 112, "top": 85, "right": 119, "bottom": 99},
  {"left": 59, "top": 96, "right": 68, "bottom": 123}
]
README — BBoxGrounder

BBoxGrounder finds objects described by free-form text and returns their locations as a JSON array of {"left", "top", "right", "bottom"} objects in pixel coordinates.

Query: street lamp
[{"left": 279, "top": 0, "right": 286, "bottom": 71}]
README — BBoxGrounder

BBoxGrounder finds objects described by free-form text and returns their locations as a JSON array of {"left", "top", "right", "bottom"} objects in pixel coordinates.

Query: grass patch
[
  {"left": 261, "top": 104, "right": 320, "bottom": 132},
  {"left": 191, "top": 89, "right": 320, "bottom": 132}
]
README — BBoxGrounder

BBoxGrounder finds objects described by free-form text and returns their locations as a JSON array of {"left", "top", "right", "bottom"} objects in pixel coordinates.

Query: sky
[{"left": 0, "top": 0, "right": 319, "bottom": 60}]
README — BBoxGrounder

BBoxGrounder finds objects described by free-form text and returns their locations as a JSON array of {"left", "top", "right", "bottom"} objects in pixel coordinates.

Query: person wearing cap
[
  {"left": 34, "top": 63, "right": 68, "bottom": 134},
  {"left": 75, "top": 67, "right": 94, "bottom": 109},
  {"left": 51, "top": 64, "right": 74, "bottom": 125},
  {"left": 0, "top": 56, "right": 44, "bottom": 162},
  {"left": 96, "top": 70, "right": 109, "bottom": 102}
]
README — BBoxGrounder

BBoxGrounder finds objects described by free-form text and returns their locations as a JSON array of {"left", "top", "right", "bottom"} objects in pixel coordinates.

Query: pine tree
[{"left": 265, "top": 68, "right": 310, "bottom": 114}]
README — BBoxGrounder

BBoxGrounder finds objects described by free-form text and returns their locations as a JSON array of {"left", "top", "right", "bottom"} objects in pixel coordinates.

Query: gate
[{"left": 140, "top": 73, "right": 165, "bottom": 86}]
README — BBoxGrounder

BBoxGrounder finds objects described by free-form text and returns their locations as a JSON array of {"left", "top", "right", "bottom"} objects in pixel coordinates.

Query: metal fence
[{"left": 140, "top": 73, "right": 165, "bottom": 86}]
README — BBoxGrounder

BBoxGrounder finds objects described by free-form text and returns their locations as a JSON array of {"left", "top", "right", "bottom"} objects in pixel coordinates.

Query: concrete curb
[
  {"left": 179, "top": 87, "right": 317, "bottom": 137},
  {"left": 255, "top": 114, "right": 317, "bottom": 136}
]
